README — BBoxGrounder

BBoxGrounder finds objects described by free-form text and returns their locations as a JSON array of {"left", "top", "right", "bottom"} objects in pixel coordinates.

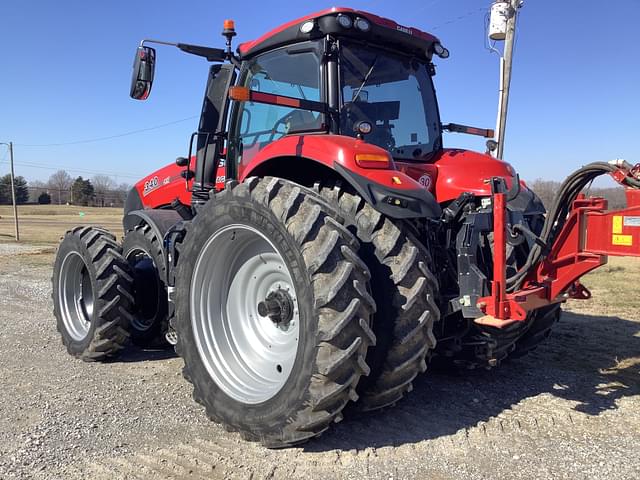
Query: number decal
[{"left": 143, "top": 176, "right": 159, "bottom": 196}]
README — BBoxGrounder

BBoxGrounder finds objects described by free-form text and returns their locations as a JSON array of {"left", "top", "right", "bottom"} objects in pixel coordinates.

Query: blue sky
[{"left": 0, "top": 0, "right": 638, "bottom": 185}]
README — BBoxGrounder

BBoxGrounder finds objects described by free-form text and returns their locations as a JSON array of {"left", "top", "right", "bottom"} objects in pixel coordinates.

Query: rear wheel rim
[
  {"left": 190, "top": 224, "right": 300, "bottom": 404},
  {"left": 58, "top": 251, "right": 94, "bottom": 341}
]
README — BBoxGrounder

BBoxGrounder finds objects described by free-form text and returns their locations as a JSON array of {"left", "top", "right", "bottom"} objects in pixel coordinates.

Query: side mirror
[{"left": 130, "top": 46, "right": 156, "bottom": 100}]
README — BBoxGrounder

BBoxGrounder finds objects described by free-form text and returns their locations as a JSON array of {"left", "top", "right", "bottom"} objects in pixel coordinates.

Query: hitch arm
[{"left": 476, "top": 161, "right": 640, "bottom": 328}]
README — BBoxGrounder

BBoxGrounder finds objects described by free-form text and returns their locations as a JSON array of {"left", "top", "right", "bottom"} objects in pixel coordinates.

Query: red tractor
[{"left": 52, "top": 8, "right": 640, "bottom": 447}]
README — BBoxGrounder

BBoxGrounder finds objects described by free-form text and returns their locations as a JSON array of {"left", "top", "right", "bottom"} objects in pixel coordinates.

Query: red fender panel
[{"left": 240, "top": 134, "right": 425, "bottom": 191}]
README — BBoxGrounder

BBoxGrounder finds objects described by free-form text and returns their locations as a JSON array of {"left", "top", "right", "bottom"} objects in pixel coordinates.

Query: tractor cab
[
  {"left": 229, "top": 36, "right": 442, "bottom": 164},
  {"left": 228, "top": 8, "right": 447, "bottom": 164}
]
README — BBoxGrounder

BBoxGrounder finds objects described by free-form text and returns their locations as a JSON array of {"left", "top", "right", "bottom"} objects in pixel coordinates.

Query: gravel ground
[{"left": 0, "top": 242, "right": 638, "bottom": 479}]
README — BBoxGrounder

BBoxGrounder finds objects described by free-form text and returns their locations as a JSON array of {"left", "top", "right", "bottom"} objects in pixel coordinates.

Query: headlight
[
  {"left": 433, "top": 42, "right": 450, "bottom": 59},
  {"left": 337, "top": 14, "right": 353, "bottom": 29},
  {"left": 354, "top": 17, "right": 371, "bottom": 32},
  {"left": 300, "top": 20, "right": 315, "bottom": 34}
]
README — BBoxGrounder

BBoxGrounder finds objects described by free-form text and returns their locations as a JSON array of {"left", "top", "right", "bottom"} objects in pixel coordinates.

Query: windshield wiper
[{"left": 352, "top": 56, "right": 378, "bottom": 101}]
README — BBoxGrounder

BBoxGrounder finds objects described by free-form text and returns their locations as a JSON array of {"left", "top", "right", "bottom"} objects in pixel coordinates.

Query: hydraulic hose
[{"left": 506, "top": 162, "right": 638, "bottom": 292}]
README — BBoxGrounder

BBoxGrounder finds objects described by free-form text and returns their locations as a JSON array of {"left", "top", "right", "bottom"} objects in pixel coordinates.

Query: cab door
[{"left": 227, "top": 41, "right": 326, "bottom": 181}]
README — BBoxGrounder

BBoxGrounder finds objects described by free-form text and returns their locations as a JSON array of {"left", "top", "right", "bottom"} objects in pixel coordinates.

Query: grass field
[
  {"left": 567, "top": 256, "right": 640, "bottom": 316},
  {"left": 0, "top": 204, "right": 123, "bottom": 244}
]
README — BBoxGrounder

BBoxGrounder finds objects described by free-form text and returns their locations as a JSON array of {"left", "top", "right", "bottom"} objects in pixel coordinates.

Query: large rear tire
[
  {"left": 317, "top": 184, "right": 439, "bottom": 411},
  {"left": 174, "top": 178, "right": 376, "bottom": 447},
  {"left": 122, "top": 224, "right": 169, "bottom": 347},
  {"left": 52, "top": 226, "right": 133, "bottom": 361}
]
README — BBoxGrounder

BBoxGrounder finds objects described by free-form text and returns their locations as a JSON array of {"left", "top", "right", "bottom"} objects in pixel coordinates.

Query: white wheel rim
[
  {"left": 190, "top": 224, "right": 300, "bottom": 404},
  {"left": 58, "top": 251, "right": 94, "bottom": 341}
]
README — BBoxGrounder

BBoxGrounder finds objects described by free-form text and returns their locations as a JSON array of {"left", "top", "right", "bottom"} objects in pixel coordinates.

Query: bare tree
[
  {"left": 47, "top": 170, "right": 73, "bottom": 205},
  {"left": 110, "top": 182, "right": 130, "bottom": 207},
  {"left": 529, "top": 178, "right": 560, "bottom": 209},
  {"left": 92, "top": 174, "right": 117, "bottom": 207},
  {"left": 529, "top": 178, "right": 628, "bottom": 211}
]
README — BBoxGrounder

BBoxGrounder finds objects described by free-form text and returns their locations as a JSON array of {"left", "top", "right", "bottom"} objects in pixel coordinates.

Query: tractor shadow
[
  {"left": 305, "top": 311, "right": 640, "bottom": 451},
  {"left": 115, "top": 344, "right": 177, "bottom": 362}
]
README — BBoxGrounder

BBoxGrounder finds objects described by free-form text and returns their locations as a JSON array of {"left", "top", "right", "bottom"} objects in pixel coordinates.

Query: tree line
[
  {"left": 528, "top": 178, "right": 627, "bottom": 210},
  {"left": 0, "top": 170, "right": 131, "bottom": 207},
  {"left": 0, "top": 170, "right": 630, "bottom": 209}
]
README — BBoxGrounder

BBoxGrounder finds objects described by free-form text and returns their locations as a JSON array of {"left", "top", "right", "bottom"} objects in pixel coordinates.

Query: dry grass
[
  {"left": 567, "top": 256, "right": 640, "bottom": 316},
  {"left": 0, "top": 204, "right": 123, "bottom": 245}
]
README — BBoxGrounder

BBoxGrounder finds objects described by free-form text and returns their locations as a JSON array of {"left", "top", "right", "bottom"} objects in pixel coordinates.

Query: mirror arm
[
  {"left": 140, "top": 39, "right": 226, "bottom": 62},
  {"left": 177, "top": 43, "right": 226, "bottom": 62},
  {"left": 140, "top": 38, "right": 178, "bottom": 48}
]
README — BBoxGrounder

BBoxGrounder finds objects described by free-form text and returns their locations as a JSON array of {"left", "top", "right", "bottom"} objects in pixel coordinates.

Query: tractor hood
[
  {"left": 396, "top": 148, "right": 519, "bottom": 203},
  {"left": 433, "top": 149, "right": 518, "bottom": 201}
]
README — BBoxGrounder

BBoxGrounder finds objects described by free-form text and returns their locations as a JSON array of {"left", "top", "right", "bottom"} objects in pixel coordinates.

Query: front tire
[
  {"left": 510, "top": 304, "right": 562, "bottom": 359},
  {"left": 52, "top": 226, "right": 133, "bottom": 361},
  {"left": 175, "top": 178, "right": 376, "bottom": 447},
  {"left": 122, "top": 224, "right": 169, "bottom": 347}
]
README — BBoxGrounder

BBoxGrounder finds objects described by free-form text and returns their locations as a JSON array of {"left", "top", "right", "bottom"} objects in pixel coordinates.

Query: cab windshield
[{"left": 339, "top": 42, "right": 441, "bottom": 160}]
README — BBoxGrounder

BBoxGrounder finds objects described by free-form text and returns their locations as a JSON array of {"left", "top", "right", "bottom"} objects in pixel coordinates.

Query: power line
[
  {"left": 11, "top": 160, "right": 145, "bottom": 180},
  {"left": 430, "top": 7, "right": 486, "bottom": 31},
  {"left": 14, "top": 115, "right": 198, "bottom": 147}
]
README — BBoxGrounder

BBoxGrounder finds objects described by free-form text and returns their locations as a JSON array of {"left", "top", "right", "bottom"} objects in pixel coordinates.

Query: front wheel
[
  {"left": 174, "top": 178, "right": 376, "bottom": 447},
  {"left": 52, "top": 226, "right": 133, "bottom": 361},
  {"left": 122, "top": 224, "right": 169, "bottom": 347},
  {"left": 510, "top": 304, "right": 562, "bottom": 359}
]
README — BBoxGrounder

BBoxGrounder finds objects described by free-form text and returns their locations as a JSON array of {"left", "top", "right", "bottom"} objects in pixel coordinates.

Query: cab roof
[{"left": 237, "top": 7, "right": 440, "bottom": 60}]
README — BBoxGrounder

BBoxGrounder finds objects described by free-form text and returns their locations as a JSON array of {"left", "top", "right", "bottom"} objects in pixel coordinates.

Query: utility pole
[
  {"left": 1, "top": 142, "right": 20, "bottom": 241},
  {"left": 492, "top": 0, "right": 522, "bottom": 160}
]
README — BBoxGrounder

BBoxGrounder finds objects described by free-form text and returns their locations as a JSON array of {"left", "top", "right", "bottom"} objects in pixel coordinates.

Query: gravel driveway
[{"left": 0, "top": 243, "right": 638, "bottom": 479}]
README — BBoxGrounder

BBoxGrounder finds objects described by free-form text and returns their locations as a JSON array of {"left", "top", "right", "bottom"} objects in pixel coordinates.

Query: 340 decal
[{"left": 143, "top": 176, "right": 159, "bottom": 196}]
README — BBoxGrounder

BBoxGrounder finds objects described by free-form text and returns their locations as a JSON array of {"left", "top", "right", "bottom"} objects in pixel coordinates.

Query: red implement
[{"left": 477, "top": 163, "right": 640, "bottom": 327}]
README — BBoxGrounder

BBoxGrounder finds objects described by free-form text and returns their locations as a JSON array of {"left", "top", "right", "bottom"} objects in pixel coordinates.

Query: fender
[
  {"left": 124, "top": 174, "right": 184, "bottom": 241},
  {"left": 123, "top": 208, "right": 183, "bottom": 243},
  {"left": 239, "top": 134, "right": 442, "bottom": 219}
]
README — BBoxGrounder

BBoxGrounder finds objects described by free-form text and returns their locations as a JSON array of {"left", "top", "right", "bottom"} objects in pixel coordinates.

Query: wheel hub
[{"left": 257, "top": 288, "right": 294, "bottom": 325}]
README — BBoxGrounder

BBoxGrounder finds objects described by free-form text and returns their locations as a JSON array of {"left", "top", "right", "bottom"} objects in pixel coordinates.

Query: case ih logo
[{"left": 396, "top": 25, "right": 413, "bottom": 35}]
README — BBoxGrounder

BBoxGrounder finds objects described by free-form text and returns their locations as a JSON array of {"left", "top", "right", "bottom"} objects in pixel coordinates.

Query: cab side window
[{"left": 235, "top": 48, "right": 322, "bottom": 164}]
